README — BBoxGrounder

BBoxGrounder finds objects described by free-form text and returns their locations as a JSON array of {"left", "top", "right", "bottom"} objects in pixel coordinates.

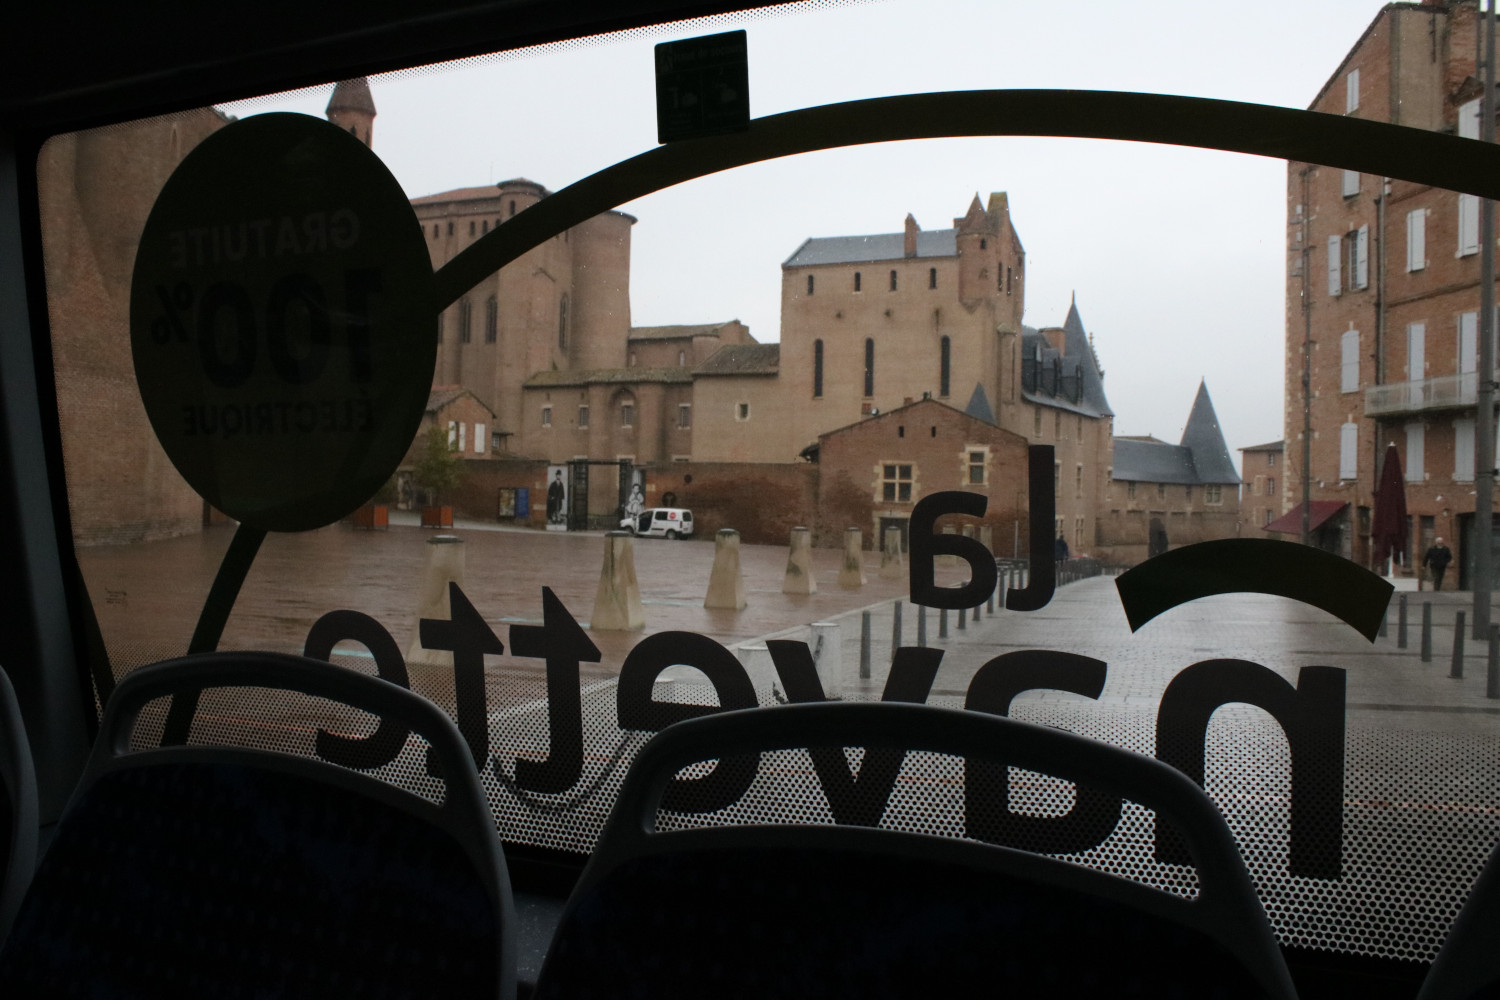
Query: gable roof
[
  {"left": 815, "top": 396, "right": 1023, "bottom": 443},
  {"left": 1112, "top": 438, "right": 1200, "bottom": 485},
  {"left": 1239, "top": 439, "right": 1285, "bottom": 452},
  {"left": 694, "top": 343, "right": 779, "bottom": 376},
  {"left": 782, "top": 229, "right": 958, "bottom": 268},
  {"left": 523, "top": 367, "right": 692, "bottom": 388},
  {"left": 629, "top": 322, "right": 736, "bottom": 342},
  {"left": 426, "top": 385, "right": 495, "bottom": 417},
  {"left": 1019, "top": 301, "right": 1113, "bottom": 418}
]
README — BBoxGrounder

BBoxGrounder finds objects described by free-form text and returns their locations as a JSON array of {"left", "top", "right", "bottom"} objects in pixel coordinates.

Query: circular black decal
[{"left": 130, "top": 112, "right": 436, "bottom": 531}]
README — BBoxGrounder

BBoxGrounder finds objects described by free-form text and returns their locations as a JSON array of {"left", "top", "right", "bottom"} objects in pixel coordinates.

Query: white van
[{"left": 623, "top": 507, "right": 694, "bottom": 539}]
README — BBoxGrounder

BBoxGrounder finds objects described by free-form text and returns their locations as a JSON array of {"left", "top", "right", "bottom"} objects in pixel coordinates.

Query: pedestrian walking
[
  {"left": 1423, "top": 537, "right": 1453, "bottom": 592},
  {"left": 1054, "top": 534, "right": 1070, "bottom": 564}
]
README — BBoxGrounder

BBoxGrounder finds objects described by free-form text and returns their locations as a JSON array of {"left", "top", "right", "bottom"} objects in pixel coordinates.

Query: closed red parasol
[{"left": 1371, "top": 442, "right": 1408, "bottom": 569}]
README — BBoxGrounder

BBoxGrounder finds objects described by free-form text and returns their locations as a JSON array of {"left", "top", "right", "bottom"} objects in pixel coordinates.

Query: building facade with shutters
[{"left": 1287, "top": 0, "right": 1498, "bottom": 580}]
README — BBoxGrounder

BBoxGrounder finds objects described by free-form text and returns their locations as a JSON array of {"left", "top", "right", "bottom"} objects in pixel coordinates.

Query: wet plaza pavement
[{"left": 75, "top": 520, "right": 1500, "bottom": 964}]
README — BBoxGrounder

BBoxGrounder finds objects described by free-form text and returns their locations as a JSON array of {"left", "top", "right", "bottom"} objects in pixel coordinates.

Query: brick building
[
  {"left": 813, "top": 398, "right": 1031, "bottom": 550},
  {"left": 1240, "top": 440, "right": 1285, "bottom": 533},
  {"left": 1288, "top": 0, "right": 1498, "bottom": 582},
  {"left": 39, "top": 107, "right": 230, "bottom": 544},
  {"left": 1095, "top": 382, "right": 1243, "bottom": 565}
]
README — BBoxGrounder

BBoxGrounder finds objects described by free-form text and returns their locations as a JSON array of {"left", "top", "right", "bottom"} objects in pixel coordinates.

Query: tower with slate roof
[{"left": 326, "top": 78, "right": 376, "bottom": 148}]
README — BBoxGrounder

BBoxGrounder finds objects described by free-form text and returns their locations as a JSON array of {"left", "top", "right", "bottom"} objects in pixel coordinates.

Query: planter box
[
  {"left": 421, "top": 505, "right": 453, "bottom": 528},
  {"left": 352, "top": 504, "right": 389, "bottom": 530}
]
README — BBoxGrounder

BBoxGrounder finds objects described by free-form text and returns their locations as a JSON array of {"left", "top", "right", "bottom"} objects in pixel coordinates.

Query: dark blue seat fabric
[
  {"left": 1, "top": 761, "right": 496, "bottom": 998},
  {"left": 0, "top": 652, "right": 513, "bottom": 999},
  {"left": 1417, "top": 837, "right": 1500, "bottom": 1000},
  {"left": 535, "top": 702, "right": 1297, "bottom": 1000},
  {"left": 541, "top": 844, "right": 1262, "bottom": 999}
]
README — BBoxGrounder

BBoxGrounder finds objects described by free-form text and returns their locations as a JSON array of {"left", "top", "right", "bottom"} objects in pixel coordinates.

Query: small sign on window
[{"left": 655, "top": 30, "right": 750, "bottom": 143}]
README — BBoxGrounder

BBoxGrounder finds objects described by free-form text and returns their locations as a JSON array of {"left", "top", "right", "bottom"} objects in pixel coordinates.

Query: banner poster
[
  {"left": 623, "top": 468, "right": 646, "bottom": 530},
  {"left": 546, "top": 465, "right": 569, "bottom": 531}
]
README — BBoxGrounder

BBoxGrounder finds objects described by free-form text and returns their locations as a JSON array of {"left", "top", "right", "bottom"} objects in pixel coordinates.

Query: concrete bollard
[
  {"left": 939, "top": 525, "right": 958, "bottom": 568},
  {"left": 957, "top": 606, "right": 967, "bottom": 630},
  {"left": 939, "top": 608, "right": 949, "bottom": 639},
  {"left": 986, "top": 586, "right": 996, "bottom": 615},
  {"left": 1421, "top": 602, "right": 1433, "bottom": 663},
  {"left": 917, "top": 604, "right": 927, "bottom": 647},
  {"left": 1379, "top": 603, "right": 1388, "bottom": 638},
  {"left": 880, "top": 527, "right": 904, "bottom": 580},
  {"left": 811, "top": 622, "right": 841, "bottom": 699},
  {"left": 980, "top": 525, "right": 993, "bottom": 557},
  {"left": 1489, "top": 626, "right": 1500, "bottom": 699},
  {"left": 591, "top": 531, "right": 645, "bottom": 630},
  {"left": 407, "top": 534, "right": 465, "bottom": 668},
  {"left": 705, "top": 529, "right": 748, "bottom": 610},
  {"left": 860, "top": 611, "right": 872, "bottom": 680},
  {"left": 1397, "top": 594, "right": 1408, "bottom": 649},
  {"left": 782, "top": 526, "right": 817, "bottom": 595},
  {"left": 892, "top": 599, "right": 903, "bottom": 650},
  {"left": 705, "top": 530, "right": 747, "bottom": 611},
  {"left": 1452, "top": 611, "right": 1467, "bottom": 680},
  {"left": 839, "top": 527, "right": 865, "bottom": 590}
]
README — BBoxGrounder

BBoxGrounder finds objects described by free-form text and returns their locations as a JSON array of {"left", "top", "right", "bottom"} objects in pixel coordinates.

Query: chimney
[
  {"left": 1042, "top": 326, "right": 1067, "bottom": 355},
  {"left": 904, "top": 213, "right": 919, "bottom": 258},
  {"left": 903, "top": 396, "right": 914, "bottom": 406}
]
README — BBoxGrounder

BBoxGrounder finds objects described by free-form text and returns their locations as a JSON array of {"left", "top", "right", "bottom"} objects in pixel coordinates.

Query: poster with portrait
[
  {"left": 546, "top": 465, "right": 569, "bottom": 531},
  {"left": 623, "top": 468, "right": 646, "bottom": 530}
]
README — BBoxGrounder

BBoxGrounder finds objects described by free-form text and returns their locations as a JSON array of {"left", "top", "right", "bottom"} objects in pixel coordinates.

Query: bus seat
[
  {"left": 0, "top": 665, "right": 37, "bottom": 948},
  {"left": 534, "top": 701, "right": 1297, "bottom": 1000},
  {"left": 0, "top": 652, "right": 515, "bottom": 999},
  {"left": 1415, "top": 835, "right": 1500, "bottom": 1000}
]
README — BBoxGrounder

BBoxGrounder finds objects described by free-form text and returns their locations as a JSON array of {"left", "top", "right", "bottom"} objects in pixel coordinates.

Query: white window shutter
[
  {"left": 1356, "top": 225, "right": 1369, "bottom": 288},
  {"left": 448, "top": 421, "right": 457, "bottom": 448},
  {"left": 1461, "top": 97, "right": 1482, "bottom": 140},
  {"left": 1408, "top": 322, "right": 1426, "bottom": 377},
  {"left": 458, "top": 422, "right": 466, "bottom": 452},
  {"left": 1407, "top": 210, "right": 1426, "bottom": 271},
  {"left": 1347, "top": 69, "right": 1360, "bottom": 113},
  {"left": 1455, "top": 418, "right": 1476, "bottom": 482},
  {"left": 1461, "top": 312, "right": 1478, "bottom": 374},
  {"left": 1406, "top": 423, "right": 1425, "bottom": 482},
  {"left": 475, "top": 422, "right": 486, "bottom": 453},
  {"left": 1327, "top": 235, "right": 1343, "bottom": 296},
  {"left": 1460, "top": 193, "right": 1480, "bottom": 255},
  {"left": 1343, "top": 170, "right": 1360, "bottom": 197},
  {"left": 1340, "top": 422, "right": 1359, "bottom": 480},
  {"left": 1341, "top": 329, "right": 1360, "bottom": 392}
]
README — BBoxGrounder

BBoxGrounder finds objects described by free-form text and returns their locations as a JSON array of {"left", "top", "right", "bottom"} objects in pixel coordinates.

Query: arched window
[
  {"left": 813, "top": 339, "right": 824, "bottom": 398},
  {"left": 939, "top": 336, "right": 951, "bottom": 397},
  {"left": 458, "top": 299, "right": 471, "bottom": 343},
  {"left": 864, "top": 338, "right": 875, "bottom": 397},
  {"left": 484, "top": 296, "right": 497, "bottom": 343},
  {"left": 558, "top": 294, "right": 569, "bottom": 350}
]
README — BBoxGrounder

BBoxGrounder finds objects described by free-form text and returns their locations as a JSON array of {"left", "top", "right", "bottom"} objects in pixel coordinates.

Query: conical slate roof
[
  {"left": 327, "top": 78, "right": 376, "bottom": 115},
  {"left": 965, "top": 383, "right": 995, "bottom": 423},
  {"left": 1178, "top": 380, "right": 1240, "bottom": 484}
]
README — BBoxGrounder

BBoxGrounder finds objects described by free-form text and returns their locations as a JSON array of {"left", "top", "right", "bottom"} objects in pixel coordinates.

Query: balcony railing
[{"left": 1364, "top": 372, "right": 1478, "bottom": 416}]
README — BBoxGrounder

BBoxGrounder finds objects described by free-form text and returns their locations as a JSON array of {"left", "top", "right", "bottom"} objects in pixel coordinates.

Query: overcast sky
[{"left": 220, "top": 0, "right": 1398, "bottom": 461}]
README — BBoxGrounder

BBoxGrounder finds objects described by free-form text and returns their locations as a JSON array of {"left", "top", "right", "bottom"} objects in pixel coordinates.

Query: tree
[{"left": 411, "top": 424, "right": 465, "bottom": 505}]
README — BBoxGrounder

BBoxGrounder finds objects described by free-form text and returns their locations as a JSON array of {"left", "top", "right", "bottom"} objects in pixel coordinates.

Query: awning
[{"left": 1264, "top": 500, "right": 1348, "bottom": 535}]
